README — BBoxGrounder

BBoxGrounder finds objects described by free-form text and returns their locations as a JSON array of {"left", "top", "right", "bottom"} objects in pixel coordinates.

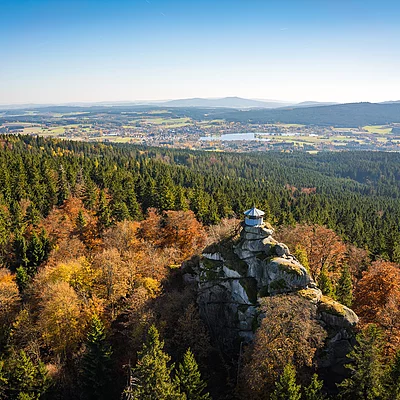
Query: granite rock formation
[{"left": 183, "top": 222, "right": 358, "bottom": 381}]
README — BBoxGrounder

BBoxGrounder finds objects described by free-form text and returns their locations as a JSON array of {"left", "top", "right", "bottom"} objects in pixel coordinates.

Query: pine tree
[
  {"left": 112, "top": 201, "right": 131, "bottom": 222},
  {"left": 96, "top": 190, "right": 111, "bottom": 231},
  {"left": 81, "top": 315, "right": 112, "bottom": 400},
  {"left": 126, "top": 188, "right": 142, "bottom": 220},
  {"left": 124, "top": 325, "right": 184, "bottom": 400},
  {"left": 338, "top": 324, "right": 384, "bottom": 400},
  {"left": 383, "top": 349, "right": 400, "bottom": 400},
  {"left": 14, "top": 233, "right": 29, "bottom": 269},
  {"left": 318, "top": 266, "right": 335, "bottom": 298},
  {"left": 25, "top": 203, "right": 41, "bottom": 227},
  {"left": 270, "top": 363, "right": 301, "bottom": 400},
  {"left": 174, "top": 349, "right": 210, "bottom": 400},
  {"left": 336, "top": 264, "right": 353, "bottom": 307},
  {"left": 304, "top": 374, "right": 325, "bottom": 400},
  {"left": 57, "top": 164, "right": 70, "bottom": 206},
  {"left": 16, "top": 266, "right": 30, "bottom": 293},
  {"left": 157, "top": 179, "right": 176, "bottom": 211},
  {"left": 26, "top": 232, "right": 44, "bottom": 274},
  {"left": 83, "top": 179, "right": 97, "bottom": 210},
  {"left": 5, "top": 349, "right": 50, "bottom": 399},
  {"left": 76, "top": 209, "right": 87, "bottom": 236},
  {"left": 174, "top": 187, "right": 189, "bottom": 212}
]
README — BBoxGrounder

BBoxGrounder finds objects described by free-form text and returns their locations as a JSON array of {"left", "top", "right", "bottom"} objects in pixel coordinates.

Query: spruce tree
[
  {"left": 5, "top": 349, "right": 50, "bottom": 399},
  {"left": 76, "top": 209, "right": 87, "bottom": 236},
  {"left": 14, "top": 233, "right": 29, "bottom": 269},
  {"left": 81, "top": 315, "right": 112, "bottom": 400},
  {"left": 270, "top": 363, "right": 301, "bottom": 400},
  {"left": 338, "top": 324, "right": 384, "bottom": 400},
  {"left": 304, "top": 374, "right": 325, "bottom": 400},
  {"left": 96, "top": 191, "right": 111, "bottom": 231},
  {"left": 25, "top": 203, "right": 41, "bottom": 227},
  {"left": 126, "top": 188, "right": 142, "bottom": 220},
  {"left": 336, "top": 265, "right": 353, "bottom": 307},
  {"left": 318, "top": 266, "right": 335, "bottom": 298},
  {"left": 124, "top": 325, "right": 183, "bottom": 400},
  {"left": 57, "top": 164, "right": 70, "bottom": 206},
  {"left": 112, "top": 201, "right": 131, "bottom": 222},
  {"left": 16, "top": 266, "right": 30, "bottom": 293},
  {"left": 174, "top": 349, "right": 210, "bottom": 400},
  {"left": 383, "top": 349, "right": 400, "bottom": 400},
  {"left": 26, "top": 232, "right": 44, "bottom": 273},
  {"left": 174, "top": 187, "right": 189, "bottom": 212}
]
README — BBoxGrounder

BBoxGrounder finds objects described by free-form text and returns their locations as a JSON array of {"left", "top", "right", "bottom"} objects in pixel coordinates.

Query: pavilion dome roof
[{"left": 244, "top": 206, "right": 265, "bottom": 217}]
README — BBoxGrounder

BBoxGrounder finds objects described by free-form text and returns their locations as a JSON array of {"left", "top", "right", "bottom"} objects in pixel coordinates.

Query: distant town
[{"left": 1, "top": 105, "right": 400, "bottom": 152}]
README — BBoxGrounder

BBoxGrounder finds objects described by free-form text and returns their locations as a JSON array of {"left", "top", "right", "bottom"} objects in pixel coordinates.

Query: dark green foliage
[
  {"left": 13, "top": 233, "right": 29, "bottom": 268},
  {"left": 174, "top": 349, "right": 210, "bottom": 400},
  {"left": 270, "top": 363, "right": 301, "bottom": 400},
  {"left": 0, "top": 360, "right": 7, "bottom": 399},
  {"left": 382, "top": 350, "right": 400, "bottom": 400},
  {"left": 76, "top": 209, "right": 87, "bottom": 235},
  {"left": 4, "top": 350, "right": 50, "bottom": 399},
  {"left": 25, "top": 204, "right": 41, "bottom": 227},
  {"left": 81, "top": 315, "right": 112, "bottom": 400},
  {"left": 336, "top": 265, "right": 353, "bottom": 307},
  {"left": 57, "top": 164, "right": 70, "bottom": 206},
  {"left": 304, "top": 374, "right": 325, "bottom": 400},
  {"left": 96, "top": 190, "right": 112, "bottom": 230},
  {"left": 338, "top": 324, "right": 384, "bottom": 400},
  {"left": 14, "top": 229, "right": 51, "bottom": 275},
  {"left": 26, "top": 232, "right": 44, "bottom": 273},
  {"left": 16, "top": 266, "right": 30, "bottom": 293},
  {"left": 112, "top": 201, "right": 131, "bottom": 222},
  {"left": 318, "top": 267, "right": 335, "bottom": 298},
  {"left": 211, "top": 102, "right": 400, "bottom": 127},
  {"left": 124, "top": 325, "right": 184, "bottom": 400}
]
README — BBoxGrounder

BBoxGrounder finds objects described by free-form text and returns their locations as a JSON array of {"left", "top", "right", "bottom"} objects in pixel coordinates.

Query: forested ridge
[
  {"left": 2, "top": 135, "right": 400, "bottom": 399},
  {"left": 1, "top": 135, "right": 400, "bottom": 259}
]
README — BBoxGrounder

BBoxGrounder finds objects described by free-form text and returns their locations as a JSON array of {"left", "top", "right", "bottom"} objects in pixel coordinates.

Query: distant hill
[
  {"left": 291, "top": 101, "right": 338, "bottom": 108},
  {"left": 210, "top": 102, "right": 400, "bottom": 127},
  {"left": 160, "top": 97, "right": 292, "bottom": 109}
]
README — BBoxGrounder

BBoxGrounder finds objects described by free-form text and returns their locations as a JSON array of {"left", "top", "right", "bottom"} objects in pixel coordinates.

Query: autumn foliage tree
[
  {"left": 240, "top": 294, "right": 326, "bottom": 399},
  {"left": 277, "top": 224, "right": 347, "bottom": 283},
  {"left": 354, "top": 260, "right": 400, "bottom": 354}
]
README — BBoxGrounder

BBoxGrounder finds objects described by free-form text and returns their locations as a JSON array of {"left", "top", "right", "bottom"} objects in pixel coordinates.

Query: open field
[{"left": 363, "top": 125, "right": 393, "bottom": 134}]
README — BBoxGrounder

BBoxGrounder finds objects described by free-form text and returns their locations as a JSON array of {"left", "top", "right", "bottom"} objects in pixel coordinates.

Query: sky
[{"left": 1, "top": 0, "right": 400, "bottom": 104}]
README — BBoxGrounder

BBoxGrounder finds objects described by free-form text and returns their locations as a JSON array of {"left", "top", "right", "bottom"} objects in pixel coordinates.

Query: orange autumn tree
[
  {"left": 277, "top": 224, "right": 347, "bottom": 282},
  {"left": 240, "top": 294, "right": 326, "bottom": 400},
  {"left": 354, "top": 260, "right": 400, "bottom": 354},
  {"left": 160, "top": 210, "right": 206, "bottom": 262},
  {"left": 138, "top": 209, "right": 206, "bottom": 264}
]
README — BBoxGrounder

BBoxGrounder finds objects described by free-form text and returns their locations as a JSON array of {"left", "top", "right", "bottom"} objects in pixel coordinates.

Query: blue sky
[{"left": 1, "top": 0, "right": 400, "bottom": 104}]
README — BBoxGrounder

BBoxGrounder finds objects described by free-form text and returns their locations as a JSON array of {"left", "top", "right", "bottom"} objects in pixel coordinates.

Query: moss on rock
[
  {"left": 269, "top": 278, "right": 288, "bottom": 291},
  {"left": 297, "top": 288, "right": 322, "bottom": 303},
  {"left": 276, "top": 259, "right": 303, "bottom": 276},
  {"left": 318, "top": 295, "right": 346, "bottom": 317}
]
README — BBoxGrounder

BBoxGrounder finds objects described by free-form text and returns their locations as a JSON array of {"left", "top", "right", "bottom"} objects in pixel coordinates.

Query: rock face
[{"left": 183, "top": 222, "right": 359, "bottom": 382}]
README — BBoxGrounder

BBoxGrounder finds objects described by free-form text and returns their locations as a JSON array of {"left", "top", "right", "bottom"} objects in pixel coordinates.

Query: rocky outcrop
[{"left": 183, "top": 222, "right": 358, "bottom": 380}]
